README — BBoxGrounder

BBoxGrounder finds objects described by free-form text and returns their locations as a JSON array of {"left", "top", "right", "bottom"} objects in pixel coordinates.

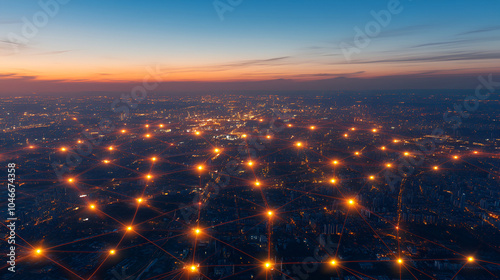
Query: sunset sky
[{"left": 1, "top": 0, "right": 500, "bottom": 94}]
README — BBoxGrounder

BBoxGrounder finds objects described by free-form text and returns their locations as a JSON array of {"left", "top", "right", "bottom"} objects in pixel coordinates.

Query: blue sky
[{"left": 1, "top": 0, "right": 499, "bottom": 94}]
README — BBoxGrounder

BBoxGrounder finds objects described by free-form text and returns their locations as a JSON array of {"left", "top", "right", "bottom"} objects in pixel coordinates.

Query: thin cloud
[
  {"left": 457, "top": 25, "right": 500, "bottom": 35},
  {"left": 347, "top": 52, "right": 500, "bottom": 64}
]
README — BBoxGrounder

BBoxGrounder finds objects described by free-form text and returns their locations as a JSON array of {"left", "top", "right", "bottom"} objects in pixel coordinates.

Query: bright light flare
[
  {"left": 264, "top": 262, "right": 272, "bottom": 269},
  {"left": 67, "top": 178, "right": 74, "bottom": 183},
  {"left": 60, "top": 147, "right": 67, "bottom": 152},
  {"left": 126, "top": 226, "right": 133, "bottom": 231},
  {"left": 151, "top": 157, "right": 157, "bottom": 162},
  {"left": 194, "top": 228, "right": 201, "bottom": 235},
  {"left": 145, "top": 124, "right": 149, "bottom": 128},
  {"left": 330, "top": 178, "right": 337, "bottom": 184},
  {"left": 137, "top": 198, "right": 143, "bottom": 203},
  {"left": 344, "top": 133, "right": 348, "bottom": 138},
  {"left": 121, "top": 129, "right": 126, "bottom": 133},
  {"left": 89, "top": 204, "right": 96, "bottom": 210},
  {"left": 372, "top": 128, "right": 378, "bottom": 133},
  {"left": 108, "top": 146, "right": 114, "bottom": 151},
  {"left": 348, "top": 199, "right": 355, "bottom": 206},
  {"left": 195, "top": 131, "right": 201, "bottom": 136},
  {"left": 369, "top": 175, "right": 375, "bottom": 180},
  {"left": 35, "top": 248, "right": 42, "bottom": 255},
  {"left": 332, "top": 160, "right": 339, "bottom": 165},
  {"left": 397, "top": 258, "right": 403, "bottom": 264},
  {"left": 381, "top": 146, "right": 386, "bottom": 150},
  {"left": 242, "top": 134, "right": 247, "bottom": 138},
  {"left": 354, "top": 151, "right": 360, "bottom": 156},
  {"left": 295, "top": 142, "right": 303, "bottom": 147},
  {"left": 404, "top": 152, "right": 410, "bottom": 156},
  {"left": 214, "top": 148, "right": 221, "bottom": 153},
  {"left": 145, "top": 134, "right": 151, "bottom": 138},
  {"left": 255, "top": 181, "right": 261, "bottom": 187},
  {"left": 386, "top": 163, "right": 392, "bottom": 168},
  {"left": 146, "top": 174, "right": 152, "bottom": 180},
  {"left": 247, "top": 161, "right": 254, "bottom": 167},
  {"left": 468, "top": 256, "right": 474, "bottom": 262},
  {"left": 267, "top": 211, "right": 273, "bottom": 217},
  {"left": 197, "top": 165, "right": 204, "bottom": 171},
  {"left": 310, "top": 126, "right": 316, "bottom": 130},
  {"left": 159, "top": 124, "right": 164, "bottom": 128},
  {"left": 453, "top": 155, "right": 459, "bottom": 160},
  {"left": 109, "top": 249, "right": 116, "bottom": 255},
  {"left": 433, "top": 166, "right": 439, "bottom": 170},
  {"left": 330, "top": 259, "right": 337, "bottom": 266}
]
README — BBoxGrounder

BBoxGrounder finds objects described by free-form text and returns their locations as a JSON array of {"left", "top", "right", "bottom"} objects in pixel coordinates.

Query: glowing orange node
[
  {"left": 267, "top": 211, "right": 273, "bottom": 217},
  {"left": 295, "top": 142, "right": 303, "bottom": 147},
  {"left": 108, "top": 146, "right": 114, "bottom": 151},
  {"left": 137, "top": 198, "right": 143, "bottom": 203},
  {"left": 453, "top": 155, "right": 459, "bottom": 160},
  {"left": 145, "top": 124, "right": 149, "bottom": 128},
  {"left": 386, "top": 163, "right": 392, "bottom": 168},
  {"left": 194, "top": 228, "right": 201, "bottom": 235},
  {"left": 393, "top": 139, "right": 400, "bottom": 143},
  {"left": 287, "top": 124, "right": 292, "bottom": 127},
  {"left": 397, "top": 258, "right": 403, "bottom": 264},
  {"left": 190, "top": 265, "right": 198, "bottom": 272},
  {"left": 67, "top": 178, "right": 74, "bottom": 183},
  {"left": 35, "top": 249, "right": 42, "bottom": 255},
  {"left": 344, "top": 133, "right": 348, "bottom": 138},
  {"left": 77, "top": 140, "right": 82, "bottom": 144},
  {"left": 433, "top": 166, "right": 439, "bottom": 170},
  {"left": 195, "top": 131, "right": 201, "bottom": 136},
  {"left": 396, "top": 226, "right": 399, "bottom": 230},
  {"left": 145, "top": 134, "right": 151, "bottom": 138},
  {"left": 60, "top": 147, "right": 67, "bottom": 152},
  {"left": 90, "top": 204, "right": 96, "bottom": 210},
  {"left": 369, "top": 175, "right": 375, "bottom": 180},
  {"left": 214, "top": 148, "right": 221, "bottom": 153},
  {"left": 404, "top": 152, "right": 410, "bottom": 156},
  {"left": 332, "top": 160, "right": 339, "bottom": 165},
  {"left": 247, "top": 161, "right": 254, "bottom": 167},
  {"left": 255, "top": 181, "right": 261, "bottom": 187},
  {"left": 348, "top": 199, "right": 355, "bottom": 205},
  {"left": 146, "top": 174, "right": 152, "bottom": 179},
  {"left": 103, "top": 160, "right": 110, "bottom": 164},
  {"left": 109, "top": 250, "right": 116, "bottom": 255},
  {"left": 151, "top": 157, "right": 157, "bottom": 162},
  {"left": 264, "top": 262, "right": 272, "bottom": 269},
  {"left": 121, "top": 129, "right": 126, "bottom": 133},
  {"left": 242, "top": 134, "right": 247, "bottom": 138},
  {"left": 29, "top": 145, "right": 35, "bottom": 149},
  {"left": 354, "top": 151, "right": 360, "bottom": 156},
  {"left": 126, "top": 226, "right": 133, "bottom": 231},
  {"left": 473, "top": 151, "right": 479, "bottom": 154},
  {"left": 159, "top": 124, "right": 164, "bottom": 128},
  {"left": 197, "top": 165, "right": 204, "bottom": 171},
  {"left": 372, "top": 128, "right": 378, "bottom": 133},
  {"left": 330, "top": 178, "right": 337, "bottom": 184},
  {"left": 351, "top": 127, "right": 356, "bottom": 131},
  {"left": 310, "top": 126, "right": 316, "bottom": 130},
  {"left": 381, "top": 146, "right": 386, "bottom": 150},
  {"left": 259, "top": 119, "right": 264, "bottom": 122},
  {"left": 468, "top": 256, "right": 474, "bottom": 262},
  {"left": 266, "top": 135, "right": 271, "bottom": 139},
  {"left": 330, "top": 259, "right": 337, "bottom": 266}
]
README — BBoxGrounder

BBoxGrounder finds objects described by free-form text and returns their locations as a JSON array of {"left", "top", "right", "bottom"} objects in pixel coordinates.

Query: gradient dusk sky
[{"left": 1, "top": 0, "right": 500, "bottom": 95}]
